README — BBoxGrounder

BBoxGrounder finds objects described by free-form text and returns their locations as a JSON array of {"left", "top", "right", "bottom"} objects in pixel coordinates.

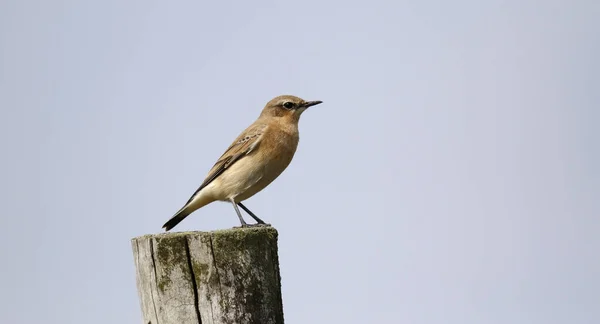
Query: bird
[{"left": 162, "top": 95, "right": 323, "bottom": 231}]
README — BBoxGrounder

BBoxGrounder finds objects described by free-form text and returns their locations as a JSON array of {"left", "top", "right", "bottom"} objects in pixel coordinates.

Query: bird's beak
[{"left": 302, "top": 100, "right": 323, "bottom": 108}]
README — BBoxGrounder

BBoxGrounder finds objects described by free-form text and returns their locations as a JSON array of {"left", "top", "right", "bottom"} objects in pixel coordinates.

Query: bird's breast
[
  {"left": 231, "top": 128, "right": 299, "bottom": 201},
  {"left": 257, "top": 128, "right": 299, "bottom": 174}
]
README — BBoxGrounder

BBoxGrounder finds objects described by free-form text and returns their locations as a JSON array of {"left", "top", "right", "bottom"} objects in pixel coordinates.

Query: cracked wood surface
[{"left": 132, "top": 227, "right": 284, "bottom": 324}]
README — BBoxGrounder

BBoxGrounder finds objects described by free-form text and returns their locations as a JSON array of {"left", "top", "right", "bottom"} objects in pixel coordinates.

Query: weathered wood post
[{"left": 131, "top": 227, "right": 284, "bottom": 324}]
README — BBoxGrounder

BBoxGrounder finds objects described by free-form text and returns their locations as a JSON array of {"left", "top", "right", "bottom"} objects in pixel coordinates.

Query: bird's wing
[{"left": 183, "top": 122, "right": 268, "bottom": 205}]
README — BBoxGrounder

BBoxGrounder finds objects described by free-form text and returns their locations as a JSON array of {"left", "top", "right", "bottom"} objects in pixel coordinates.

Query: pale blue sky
[{"left": 1, "top": 1, "right": 598, "bottom": 323}]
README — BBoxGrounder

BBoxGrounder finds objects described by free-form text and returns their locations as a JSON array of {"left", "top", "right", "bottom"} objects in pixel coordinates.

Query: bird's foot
[{"left": 234, "top": 223, "right": 272, "bottom": 229}]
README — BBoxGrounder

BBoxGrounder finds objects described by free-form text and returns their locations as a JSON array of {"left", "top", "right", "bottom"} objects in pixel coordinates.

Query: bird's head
[{"left": 259, "top": 95, "right": 322, "bottom": 122}]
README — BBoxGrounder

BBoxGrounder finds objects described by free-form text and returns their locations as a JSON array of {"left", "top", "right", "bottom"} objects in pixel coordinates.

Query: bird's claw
[{"left": 235, "top": 223, "right": 272, "bottom": 229}]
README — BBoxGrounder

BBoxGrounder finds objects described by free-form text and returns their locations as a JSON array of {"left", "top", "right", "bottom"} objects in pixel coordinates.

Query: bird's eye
[{"left": 283, "top": 102, "right": 294, "bottom": 109}]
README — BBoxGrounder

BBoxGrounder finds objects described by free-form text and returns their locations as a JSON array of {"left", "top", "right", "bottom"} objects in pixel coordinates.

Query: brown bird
[{"left": 162, "top": 95, "right": 323, "bottom": 231}]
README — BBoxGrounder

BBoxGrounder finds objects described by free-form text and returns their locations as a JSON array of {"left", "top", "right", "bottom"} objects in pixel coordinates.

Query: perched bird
[{"left": 162, "top": 95, "right": 323, "bottom": 231}]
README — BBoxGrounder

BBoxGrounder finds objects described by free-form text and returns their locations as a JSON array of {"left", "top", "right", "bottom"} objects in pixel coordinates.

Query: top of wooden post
[{"left": 132, "top": 225, "right": 279, "bottom": 242}]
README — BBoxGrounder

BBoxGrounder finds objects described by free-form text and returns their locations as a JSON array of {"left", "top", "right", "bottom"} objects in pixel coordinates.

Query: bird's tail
[
  {"left": 162, "top": 206, "right": 192, "bottom": 231},
  {"left": 162, "top": 192, "right": 214, "bottom": 231}
]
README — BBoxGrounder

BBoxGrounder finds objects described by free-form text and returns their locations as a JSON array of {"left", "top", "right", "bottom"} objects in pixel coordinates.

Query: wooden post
[{"left": 131, "top": 227, "right": 284, "bottom": 324}]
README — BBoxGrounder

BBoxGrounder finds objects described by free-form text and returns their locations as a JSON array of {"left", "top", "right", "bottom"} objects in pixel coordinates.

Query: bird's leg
[
  {"left": 230, "top": 198, "right": 248, "bottom": 227},
  {"left": 237, "top": 202, "right": 268, "bottom": 225}
]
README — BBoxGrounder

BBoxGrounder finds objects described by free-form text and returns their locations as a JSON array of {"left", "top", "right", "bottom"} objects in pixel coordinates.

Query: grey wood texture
[{"left": 132, "top": 227, "right": 284, "bottom": 324}]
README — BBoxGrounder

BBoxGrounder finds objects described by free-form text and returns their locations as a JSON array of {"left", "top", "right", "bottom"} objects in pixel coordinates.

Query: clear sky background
[{"left": 1, "top": 1, "right": 598, "bottom": 323}]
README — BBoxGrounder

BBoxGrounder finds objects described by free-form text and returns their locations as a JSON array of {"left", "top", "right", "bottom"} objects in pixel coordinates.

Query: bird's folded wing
[{"left": 183, "top": 123, "right": 267, "bottom": 205}]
